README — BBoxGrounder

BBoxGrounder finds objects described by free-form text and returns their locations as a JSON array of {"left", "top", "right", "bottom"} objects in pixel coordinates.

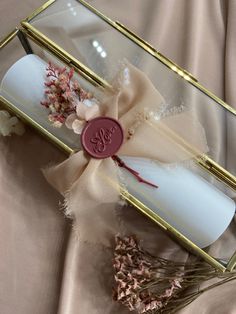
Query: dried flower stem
[{"left": 113, "top": 235, "right": 236, "bottom": 314}]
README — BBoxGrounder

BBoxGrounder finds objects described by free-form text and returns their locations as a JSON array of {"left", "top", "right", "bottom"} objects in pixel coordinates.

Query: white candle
[{"left": 120, "top": 157, "right": 235, "bottom": 248}]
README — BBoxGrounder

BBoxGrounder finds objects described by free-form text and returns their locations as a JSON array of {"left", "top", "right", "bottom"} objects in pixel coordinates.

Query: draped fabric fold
[{"left": 43, "top": 62, "right": 208, "bottom": 246}]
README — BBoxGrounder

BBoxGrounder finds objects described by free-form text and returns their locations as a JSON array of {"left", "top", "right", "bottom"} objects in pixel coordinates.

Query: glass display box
[{"left": 0, "top": 0, "right": 236, "bottom": 272}]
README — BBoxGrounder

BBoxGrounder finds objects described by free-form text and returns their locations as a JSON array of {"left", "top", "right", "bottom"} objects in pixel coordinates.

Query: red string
[{"left": 112, "top": 155, "right": 158, "bottom": 189}]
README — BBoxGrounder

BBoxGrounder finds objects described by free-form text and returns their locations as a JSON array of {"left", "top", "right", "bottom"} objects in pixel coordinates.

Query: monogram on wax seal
[{"left": 81, "top": 117, "right": 124, "bottom": 159}]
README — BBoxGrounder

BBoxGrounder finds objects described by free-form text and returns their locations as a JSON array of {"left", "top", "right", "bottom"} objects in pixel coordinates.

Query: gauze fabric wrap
[{"left": 44, "top": 63, "right": 208, "bottom": 247}]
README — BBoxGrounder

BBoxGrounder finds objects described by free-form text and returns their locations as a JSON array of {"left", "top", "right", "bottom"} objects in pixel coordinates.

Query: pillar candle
[{"left": 120, "top": 156, "right": 235, "bottom": 248}]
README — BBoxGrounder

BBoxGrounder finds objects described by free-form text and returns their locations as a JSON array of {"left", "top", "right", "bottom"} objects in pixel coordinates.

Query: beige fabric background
[{"left": 0, "top": 1, "right": 236, "bottom": 313}]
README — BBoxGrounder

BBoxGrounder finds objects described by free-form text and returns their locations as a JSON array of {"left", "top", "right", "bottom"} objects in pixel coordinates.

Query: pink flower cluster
[
  {"left": 41, "top": 62, "right": 97, "bottom": 128},
  {"left": 113, "top": 235, "right": 182, "bottom": 313}
]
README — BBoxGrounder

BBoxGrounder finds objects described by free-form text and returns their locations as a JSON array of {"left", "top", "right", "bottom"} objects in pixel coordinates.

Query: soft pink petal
[
  {"left": 85, "top": 104, "right": 100, "bottom": 121},
  {"left": 65, "top": 113, "right": 77, "bottom": 129},
  {"left": 72, "top": 119, "right": 84, "bottom": 134},
  {"left": 76, "top": 102, "right": 87, "bottom": 119}
]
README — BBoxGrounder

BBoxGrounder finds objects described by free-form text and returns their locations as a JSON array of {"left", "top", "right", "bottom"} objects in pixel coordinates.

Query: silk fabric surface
[{"left": 0, "top": 1, "right": 236, "bottom": 313}]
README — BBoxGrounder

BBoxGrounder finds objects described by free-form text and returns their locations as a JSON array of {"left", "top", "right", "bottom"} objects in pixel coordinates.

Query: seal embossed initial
[
  {"left": 81, "top": 117, "right": 124, "bottom": 159},
  {"left": 90, "top": 126, "right": 118, "bottom": 153}
]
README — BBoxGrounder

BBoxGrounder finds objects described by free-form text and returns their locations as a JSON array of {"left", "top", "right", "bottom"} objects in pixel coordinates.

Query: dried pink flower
[
  {"left": 41, "top": 62, "right": 98, "bottom": 129},
  {"left": 113, "top": 235, "right": 183, "bottom": 313}
]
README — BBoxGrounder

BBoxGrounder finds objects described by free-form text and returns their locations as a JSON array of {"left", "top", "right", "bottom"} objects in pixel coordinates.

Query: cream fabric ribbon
[{"left": 43, "top": 63, "right": 208, "bottom": 247}]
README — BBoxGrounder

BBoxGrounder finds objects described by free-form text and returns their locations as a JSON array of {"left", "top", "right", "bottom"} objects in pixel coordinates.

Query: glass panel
[{"left": 29, "top": 0, "right": 236, "bottom": 185}]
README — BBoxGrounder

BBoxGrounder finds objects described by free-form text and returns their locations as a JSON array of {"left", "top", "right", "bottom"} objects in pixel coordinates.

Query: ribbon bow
[{"left": 43, "top": 63, "right": 208, "bottom": 246}]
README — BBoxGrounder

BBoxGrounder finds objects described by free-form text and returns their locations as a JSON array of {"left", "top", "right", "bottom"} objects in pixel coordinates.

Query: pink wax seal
[{"left": 81, "top": 117, "right": 124, "bottom": 159}]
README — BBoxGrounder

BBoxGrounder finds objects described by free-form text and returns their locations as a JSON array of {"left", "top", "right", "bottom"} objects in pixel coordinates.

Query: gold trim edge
[
  {"left": 0, "top": 28, "right": 19, "bottom": 49},
  {"left": 197, "top": 155, "right": 236, "bottom": 191},
  {"left": 227, "top": 252, "right": 236, "bottom": 271},
  {"left": 26, "top": 0, "right": 56, "bottom": 22}
]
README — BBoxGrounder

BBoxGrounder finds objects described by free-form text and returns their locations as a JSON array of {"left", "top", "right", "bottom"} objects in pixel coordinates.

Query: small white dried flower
[
  {"left": 53, "top": 120, "right": 63, "bottom": 128},
  {"left": 0, "top": 110, "right": 25, "bottom": 136}
]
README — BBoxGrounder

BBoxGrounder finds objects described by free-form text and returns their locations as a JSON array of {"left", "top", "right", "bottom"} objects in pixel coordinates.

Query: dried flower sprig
[
  {"left": 113, "top": 235, "right": 236, "bottom": 314},
  {"left": 113, "top": 235, "right": 183, "bottom": 313},
  {"left": 41, "top": 62, "right": 98, "bottom": 128}
]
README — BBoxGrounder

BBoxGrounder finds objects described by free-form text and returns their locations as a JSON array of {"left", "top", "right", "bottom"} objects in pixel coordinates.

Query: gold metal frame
[
  {"left": 0, "top": 0, "right": 236, "bottom": 272},
  {"left": 25, "top": 0, "right": 56, "bottom": 22},
  {"left": 0, "top": 28, "right": 19, "bottom": 49}
]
